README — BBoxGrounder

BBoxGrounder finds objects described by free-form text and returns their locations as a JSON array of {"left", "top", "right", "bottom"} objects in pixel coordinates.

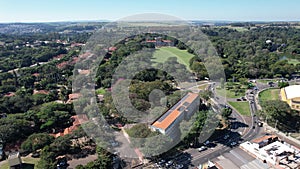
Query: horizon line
[{"left": 1, "top": 19, "right": 300, "bottom": 24}]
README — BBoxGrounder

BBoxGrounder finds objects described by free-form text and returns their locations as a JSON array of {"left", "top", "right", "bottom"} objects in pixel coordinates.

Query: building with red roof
[
  {"left": 145, "top": 37, "right": 174, "bottom": 47},
  {"left": 4, "top": 92, "right": 15, "bottom": 97},
  {"left": 33, "top": 90, "right": 49, "bottom": 95},
  {"left": 67, "top": 93, "right": 81, "bottom": 103},
  {"left": 51, "top": 114, "right": 89, "bottom": 138},
  {"left": 150, "top": 93, "right": 199, "bottom": 139}
]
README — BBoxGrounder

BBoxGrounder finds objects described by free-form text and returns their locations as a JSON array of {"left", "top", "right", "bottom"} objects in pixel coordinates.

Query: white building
[
  {"left": 240, "top": 135, "right": 300, "bottom": 169},
  {"left": 150, "top": 93, "right": 199, "bottom": 139}
]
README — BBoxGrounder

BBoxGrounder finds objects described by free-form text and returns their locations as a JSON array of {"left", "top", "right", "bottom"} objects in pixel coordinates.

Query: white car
[{"left": 198, "top": 146, "right": 207, "bottom": 152}]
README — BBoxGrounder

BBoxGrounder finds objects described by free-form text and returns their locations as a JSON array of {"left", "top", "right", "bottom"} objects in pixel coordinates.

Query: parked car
[
  {"left": 204, "top": 140, "right": 210, "bottom": 145},
  {"left": 166, "top": 160, "right": 173, "bottom": 167},
  {"left": 230, "top": 142, "right": 237, "bottom": 146},
  {"left": 175, "top": 164, "right": 184, "bottom": 169},
  {"left": 224, "top": 134, "right": 229, "bottom": 139},
  {"left": 31, "top": 152, "right": 40, "bottom": 158},
  {"left": 198, "top": 146, "right": 207, "bottom": 152}
]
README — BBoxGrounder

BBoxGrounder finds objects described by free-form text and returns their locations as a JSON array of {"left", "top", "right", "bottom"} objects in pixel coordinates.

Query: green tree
[
  {"left": 221, "top": 107, "right": 232, "bottom": 119},
  {"left": 21, "top": 133, "right": 54, "bottom": 152}
]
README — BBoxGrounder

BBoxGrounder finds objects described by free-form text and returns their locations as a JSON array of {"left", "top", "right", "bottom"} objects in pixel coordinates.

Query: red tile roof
[
  {"left": 4, "top": 92, "right": 15, "bottom": 97},
  {"left": 33, "top": 90, "right": 49, "bottom": 95},
  {"left": 71, "top": 43, "right": 85, "bottom": 48},
  {"left": 53, "top": 54, "right": 65, "bottom": 60},
  {"left": 108, "top": 47, "right": 117, "bottom": 51},
  {"left": 152, "top": 93, "right": 199, "bottom": 130},
  {"left": 146, "top": 40, "right": 156, "bottom": 43},
  {"left": 252, "top": 135, "right": 276, "bottom": 143},
  {"left": 57, "top": 61, "right": 69, "bottom": 69},
  {"left": 32, "top": 73, "right": 40, "bottom": 77},
  {"left": 51, "top": 114, "right": 89, "bottom": 138},
  {"left": 78, "top": 69, "right": 90, "bottom": 75},
  {"left": 68, "top": 93, "right": 81, "bottom": 101},
  {"left": 79, "top": 52, "right": 92, "bottom": 59}
]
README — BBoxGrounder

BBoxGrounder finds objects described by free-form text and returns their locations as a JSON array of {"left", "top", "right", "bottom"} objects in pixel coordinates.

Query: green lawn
[
  {"left": 0, "top": 156, "right": 40, "bottom": 169},
  {"left": 152, "top": 47, "right": 194, "bottom": 71},
  {"left": 228, "top": 101, "right": 251, "bottom": 116},
  {"left": 216, "top": 87, "right": 245, "bottom": 99},
  {"left": 198, "top": 84, "right": 209, "bottom": 90},
  {"left": 259, "top": 88, "right": 280, "bottom": 102},
  {"left": 287, "top": 58, "right": 300, "bottom": 65}
]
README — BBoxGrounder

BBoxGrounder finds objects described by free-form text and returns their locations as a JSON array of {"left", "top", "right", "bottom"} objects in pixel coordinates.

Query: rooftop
[
  {"left": 252, "top": 135, "right": 275, "bottom": 143},
  {"left": 283, "top": 85, "right": 300, "bottom": 99},
  {"left": 151, "top": 93, "right": 199, "bottom": 130}
]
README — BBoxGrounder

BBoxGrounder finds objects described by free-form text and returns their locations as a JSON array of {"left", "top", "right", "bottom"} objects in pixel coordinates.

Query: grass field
[
  {"left": 198, "top": 84, "right": 209, "bottom": 90},
  {"left": 216, "top": 87, "right": 245, "bottom": 99},
  {"left": 0, "top": 156, "right": 40, "bottom": 169},
  {"left": 287, "top": 58, "right": 300, "bottom": 65},
  {"left": 259, "top": 88, "right": 280, "bottom": 102},
  {"left": 220, "top": 26, "right": 250, "bottom": 32},
  {"left": 152, "top": 47, "right": 194, "bottom": 71},
  {"left": 228, "top": 101, "right": 251, "bottom": 116}
]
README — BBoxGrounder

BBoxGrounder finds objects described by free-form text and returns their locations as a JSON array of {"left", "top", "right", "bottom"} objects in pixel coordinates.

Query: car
[
  {"left": 204, "top": 140, "right": 210, "bottom": 145},
  {"left": 110, "top": 141, "right": 119, "bottom": 147},
  {"left": 166, "top": 160, "right": 173, "bottom": 167},
  {"left": 176, "top": 164, "right": 184, "bottom": 169},
  {"left": 224, "top": 134, "right": 229, "bottom": 139},
  {"left": 167, "top": 160, "right": 173, "bottom": 164},
  {"left": 198, "top": 146, "right": 207, "bottom": 152},
  {"left": 155, "top": 163, "right": 161, "bottom": 167},
  {"left": 158, "top": 159, "right": 166, "bottom": 165},
  {"left": 57, "top": 157, "right": 68, "bottom": 168},
  {"left": 230, "top": 142, "right": 237, "bottom": 146},
  {"left": 31, "top": 152, "right": 40, "bottom": 158}
]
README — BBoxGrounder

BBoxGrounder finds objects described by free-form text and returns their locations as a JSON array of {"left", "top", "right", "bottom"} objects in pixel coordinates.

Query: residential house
[{"left": 146, "top": 37, "right": 174, "bottom": 47}]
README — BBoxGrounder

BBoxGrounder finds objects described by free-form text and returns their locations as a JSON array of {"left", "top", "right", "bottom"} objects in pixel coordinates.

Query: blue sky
[{"left": 0, "top": 0, "right": 300, "bottom": 22}]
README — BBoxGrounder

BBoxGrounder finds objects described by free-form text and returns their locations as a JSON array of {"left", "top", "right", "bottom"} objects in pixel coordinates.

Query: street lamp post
[{"left": 275, "top": 119, "right": 278, "bottom": 131}]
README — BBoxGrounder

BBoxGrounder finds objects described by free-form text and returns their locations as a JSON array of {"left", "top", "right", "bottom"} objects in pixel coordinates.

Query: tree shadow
[
  {"left": 230, "top": 121, "right": 249, "bottom": 130},
  {"left": 212, "top": 130, "right": 243, "bottom": 148},
  {"left": 22, "top": 163, "right": 35, "bottom": 169}
]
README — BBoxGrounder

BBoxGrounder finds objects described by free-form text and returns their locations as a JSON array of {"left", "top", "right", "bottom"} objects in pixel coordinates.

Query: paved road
[
  {"left": 149, "top": 79, "right": 286, "bottom": 168},
  {"left": 187, "top": 81, "right": 270, "bottom": 167}
]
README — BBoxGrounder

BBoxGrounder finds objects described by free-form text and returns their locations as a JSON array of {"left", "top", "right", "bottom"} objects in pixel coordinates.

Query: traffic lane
[{"left": 229, "top": 112, "right": 248, "bottom": 136}]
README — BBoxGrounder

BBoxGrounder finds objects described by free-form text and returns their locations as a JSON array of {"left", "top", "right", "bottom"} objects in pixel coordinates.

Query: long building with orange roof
[{"left": 150, "top": 92, "right": 200, "bottom": 138}]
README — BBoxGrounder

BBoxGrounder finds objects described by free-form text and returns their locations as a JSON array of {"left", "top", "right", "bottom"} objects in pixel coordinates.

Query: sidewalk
[
  {"left": 120, "top": 127, "right": 144, "bottom": 163},
  {"left": 264, "top": 124, "right": 300, "bottom": 148}
]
